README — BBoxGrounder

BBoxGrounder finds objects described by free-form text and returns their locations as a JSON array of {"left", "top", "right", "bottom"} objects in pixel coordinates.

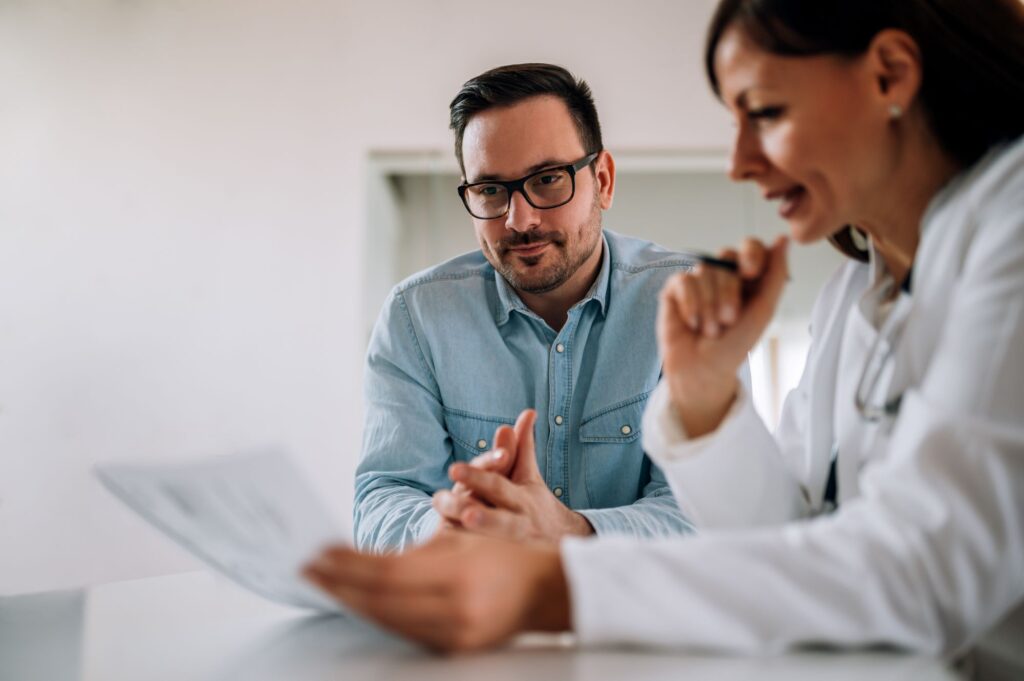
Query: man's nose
[{"left": 504, "top": 190, "right": 541, "bottom": 233}]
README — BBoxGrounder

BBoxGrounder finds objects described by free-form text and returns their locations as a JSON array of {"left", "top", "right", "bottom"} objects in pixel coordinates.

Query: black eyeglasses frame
[{"left": 457, "top": 151, "right": 600, "bottom": 220}]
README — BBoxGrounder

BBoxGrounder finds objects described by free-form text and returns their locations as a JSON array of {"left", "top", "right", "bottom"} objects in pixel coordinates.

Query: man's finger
[
  {"left": 448, "top": 465, "right": 523, "bottom": 510},
  {"left": 468, "top": 446, "right": 511, "bottom": 474},
  {"left": 461, "top": 506, "right": 529, "bottom": 541},
  {"left": 490, "top": 425, "right": 518, "bottom": 476},
  {"left": 451, "top": 442, "right": 511, "bottom": 501},
  {"left": 510, "top": 409, "right": 541, "bottom": 482},
  {"left": 432, "top": 489, "right": 486, "bottom": 522}
]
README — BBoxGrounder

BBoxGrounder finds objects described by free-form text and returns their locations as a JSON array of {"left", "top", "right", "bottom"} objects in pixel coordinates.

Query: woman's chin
[{"left": 786, "top": 218, "right": 834, "bottom": 246}]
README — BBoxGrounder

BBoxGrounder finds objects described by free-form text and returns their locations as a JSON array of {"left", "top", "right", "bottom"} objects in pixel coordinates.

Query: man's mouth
[{"left": 506, "top": 241, "right": 551, "bottom": 257}]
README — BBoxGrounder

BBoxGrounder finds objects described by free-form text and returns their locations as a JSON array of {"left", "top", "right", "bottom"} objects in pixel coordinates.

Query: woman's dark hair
[
  {"left": 704, "top": 0, "right": 1024, "bottom": 261},
  {"left": 449, "top": 63, "right": 603, "bottom": 175}
]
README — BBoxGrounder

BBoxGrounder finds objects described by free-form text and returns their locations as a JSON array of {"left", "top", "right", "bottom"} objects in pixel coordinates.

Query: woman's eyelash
[{"left": 747, "top": 106, "right": 785, "bottom": 120}]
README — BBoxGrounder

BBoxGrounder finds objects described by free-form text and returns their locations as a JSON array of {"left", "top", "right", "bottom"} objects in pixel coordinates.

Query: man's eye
[
  {"left": 474, "top": 185, "right": 500, "bottom": 196},
  {"left": 537, "top": 173, "right": 562, "bottom": 185}
]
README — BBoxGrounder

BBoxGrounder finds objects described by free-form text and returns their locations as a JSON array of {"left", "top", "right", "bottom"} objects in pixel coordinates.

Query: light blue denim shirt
[{"left": 354, "top": 230, "right": 697, "bottom": 551}]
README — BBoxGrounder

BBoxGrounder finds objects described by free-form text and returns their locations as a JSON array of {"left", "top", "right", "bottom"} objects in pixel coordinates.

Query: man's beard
[{"left": 492, "top": 207, "right": 602, "bottom": 295}]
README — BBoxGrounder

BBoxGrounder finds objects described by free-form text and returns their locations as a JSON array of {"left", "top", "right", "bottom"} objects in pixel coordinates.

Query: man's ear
[
  {"left": 594, "top": 150, "right": 616, "bottom": 210},
  {"left": 864, "top": 28, "right": 923, "bottom": 117}
]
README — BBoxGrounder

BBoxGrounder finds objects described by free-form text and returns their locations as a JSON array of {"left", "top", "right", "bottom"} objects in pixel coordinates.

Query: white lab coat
[{"left": 562, "top": 135, "right": 1024, "bottom": 666}]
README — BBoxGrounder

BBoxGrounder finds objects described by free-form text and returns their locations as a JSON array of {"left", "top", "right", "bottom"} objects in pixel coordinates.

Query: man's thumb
[{"left": 511, "top": 409, "right": 540, "bottom": 481}]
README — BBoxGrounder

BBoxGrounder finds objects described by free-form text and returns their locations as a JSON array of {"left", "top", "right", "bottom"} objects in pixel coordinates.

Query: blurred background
[{"left": 0, "top": 0, "right": 842, "bottom": 595}]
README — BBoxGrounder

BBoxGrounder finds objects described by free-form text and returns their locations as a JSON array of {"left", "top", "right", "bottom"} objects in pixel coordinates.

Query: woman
[{"left": 305, "top": 0, "right": 1024, "bottom": 661}]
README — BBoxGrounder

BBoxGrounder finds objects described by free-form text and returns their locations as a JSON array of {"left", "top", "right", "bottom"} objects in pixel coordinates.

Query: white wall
[{"left": 0, "top": 0, "right": 752, "bottom": 594}]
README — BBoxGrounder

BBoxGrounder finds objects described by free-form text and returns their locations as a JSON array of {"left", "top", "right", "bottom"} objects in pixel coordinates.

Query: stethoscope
[
  {"left": 825, "top": 262, "right": 913, "bottom": 511},
  {"left": 853, "top": 268, "right": 913, "bottom": 422}
]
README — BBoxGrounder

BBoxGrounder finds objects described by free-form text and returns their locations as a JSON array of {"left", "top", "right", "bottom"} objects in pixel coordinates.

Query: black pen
[{"left": 682, "top": 251, "right": 739, "bottom": 273}]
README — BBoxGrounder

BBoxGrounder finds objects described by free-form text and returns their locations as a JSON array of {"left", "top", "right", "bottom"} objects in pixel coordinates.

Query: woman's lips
[
  {"left": 778, "top": 187, "right": 806, "bottom": 219},
  {"left": 764, "top": 186, "right": 807, "bottom": 220}
]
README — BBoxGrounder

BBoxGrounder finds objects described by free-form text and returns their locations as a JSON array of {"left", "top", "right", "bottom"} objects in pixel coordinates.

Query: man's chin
[
  {"left": 507, "top": 270, "right": 567, "bottom": 295},
  {"left": 496, "top": 262, "right": 545, "bottom": 288},
  {"left": 495, "top": 248, "right": 571, "bottom": 294}
]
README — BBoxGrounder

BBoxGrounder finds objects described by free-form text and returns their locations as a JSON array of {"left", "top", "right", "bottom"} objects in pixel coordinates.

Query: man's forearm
[
  {"left": 353, "top": 484, "right": 439, "bottom": 552},
  {"left": 577, "top": 491, "right": 694, "bottom": 538}
]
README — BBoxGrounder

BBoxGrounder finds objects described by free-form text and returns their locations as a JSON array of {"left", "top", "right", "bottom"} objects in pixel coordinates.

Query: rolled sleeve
[
  {"left": 578, "top": 487, "right": 694, "bottom": 538},
  {"left": 354, "top": 288, "right": 453, "bottom": 552}
]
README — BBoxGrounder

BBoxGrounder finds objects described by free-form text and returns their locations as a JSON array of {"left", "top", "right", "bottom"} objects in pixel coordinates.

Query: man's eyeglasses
[{"left": 457, "top": 152, "right": 600, "bottom": 220}]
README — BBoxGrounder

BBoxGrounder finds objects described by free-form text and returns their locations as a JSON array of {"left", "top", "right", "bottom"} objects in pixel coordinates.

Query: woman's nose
[{"left": 728, "top": 124, "right": 770, "bottom": 182}]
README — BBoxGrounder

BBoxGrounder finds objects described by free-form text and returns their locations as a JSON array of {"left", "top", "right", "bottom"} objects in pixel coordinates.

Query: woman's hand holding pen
[{"left": 659, "top": 236, "right": 789, "bottom": 438}]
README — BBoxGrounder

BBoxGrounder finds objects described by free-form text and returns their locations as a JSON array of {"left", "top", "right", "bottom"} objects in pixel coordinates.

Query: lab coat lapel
[{"left": 801, "top": 264, "right": 868, "bottom": 509}]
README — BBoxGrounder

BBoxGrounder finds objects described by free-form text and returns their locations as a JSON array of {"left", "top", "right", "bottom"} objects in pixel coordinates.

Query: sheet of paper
[{"left": 95, "top": 449, "right": 348, "bottom": 614}]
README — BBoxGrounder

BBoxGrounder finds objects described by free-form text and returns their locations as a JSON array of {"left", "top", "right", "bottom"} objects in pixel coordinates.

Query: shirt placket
[{"left": 545, "top": 306, "right": 584, "bottom": 507}]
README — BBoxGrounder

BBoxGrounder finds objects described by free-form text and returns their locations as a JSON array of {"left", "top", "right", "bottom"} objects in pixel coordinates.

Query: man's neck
[{"left": 517, "top": 240, "right": 604, "bottom": 332}]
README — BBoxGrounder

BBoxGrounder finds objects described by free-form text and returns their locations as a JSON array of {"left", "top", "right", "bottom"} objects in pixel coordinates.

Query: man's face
[{"left": 460, "top": 95, "right": 612, "bottom": 295}]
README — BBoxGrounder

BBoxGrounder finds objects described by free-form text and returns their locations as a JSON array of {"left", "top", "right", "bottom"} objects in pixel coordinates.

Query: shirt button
[
  {"left": 555, "top": 343, "right": 565, "bottom": 353},
  {"left": 554, "top": 415, "right": 564, "bottom": 425},
  {"left": 553, "top": 487, "right": 563, "bottom": 498},
  {"left": 620, "top": 425, "right": 632, "bottom": 435},
  {"left": 477, "top": 439, "right": 487, "bottom": 449}
]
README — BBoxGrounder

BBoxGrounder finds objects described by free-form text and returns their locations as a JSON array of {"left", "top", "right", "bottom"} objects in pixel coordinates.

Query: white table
[{"left": 1, "top": 570, "right": 966, "bottom": 681}]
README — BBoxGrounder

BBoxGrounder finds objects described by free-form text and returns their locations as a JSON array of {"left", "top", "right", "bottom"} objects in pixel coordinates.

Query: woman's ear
[{"left": 865, "top": 29, "right": 923, "bottom": 117}]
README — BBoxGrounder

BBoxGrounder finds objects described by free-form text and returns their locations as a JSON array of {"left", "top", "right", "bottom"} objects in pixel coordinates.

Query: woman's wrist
[
  {"left": 668, "top": 374, "right": 739, "bottom": 438},
  {"left": 523, "top": 545, "right": 572, "bottom": 632}
]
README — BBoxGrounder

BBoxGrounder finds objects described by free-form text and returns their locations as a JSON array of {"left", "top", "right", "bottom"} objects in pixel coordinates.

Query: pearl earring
[{"left": 889, "top": 103, "right": 903, "bottom": 120}]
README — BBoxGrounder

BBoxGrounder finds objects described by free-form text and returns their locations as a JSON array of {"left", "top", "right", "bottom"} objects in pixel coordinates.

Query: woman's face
[{"left": 713, "top": 24, "right": 896, "bottom": 243}]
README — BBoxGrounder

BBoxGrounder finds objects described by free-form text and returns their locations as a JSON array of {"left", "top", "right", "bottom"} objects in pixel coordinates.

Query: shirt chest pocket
[
  {"left": 442, "top": 408, "right": 516, "bottom": 461},
  {"left": 579, "top": 392, "right": 649, "bottom": 506},
  {"left": 579, "top": 392, "right": 648, "bottom": 443}
]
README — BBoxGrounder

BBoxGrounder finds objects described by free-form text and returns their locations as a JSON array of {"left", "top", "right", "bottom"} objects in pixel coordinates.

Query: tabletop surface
[{"left": 1, "top": 570, "right": 965, "bottom": 681}]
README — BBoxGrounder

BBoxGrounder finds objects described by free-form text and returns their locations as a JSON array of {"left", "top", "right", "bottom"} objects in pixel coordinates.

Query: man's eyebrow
[{"left": 468, "top": 158, "right": 574, "bottom": 184}]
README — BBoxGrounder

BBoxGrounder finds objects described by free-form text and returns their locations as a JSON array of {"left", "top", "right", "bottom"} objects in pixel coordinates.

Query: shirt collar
[{"left": 493, "top": 232, "right": 611, "bottom": 326}]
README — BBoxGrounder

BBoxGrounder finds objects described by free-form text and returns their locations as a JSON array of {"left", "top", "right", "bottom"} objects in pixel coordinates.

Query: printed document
[{"left": 96, "top": 449, "right": 347, "bottom": 613}]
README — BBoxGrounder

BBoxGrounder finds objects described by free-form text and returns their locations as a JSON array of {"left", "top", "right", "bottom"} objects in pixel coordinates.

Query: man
[{"left": 354, "top": 63, "right": 697, "bottom": 551}]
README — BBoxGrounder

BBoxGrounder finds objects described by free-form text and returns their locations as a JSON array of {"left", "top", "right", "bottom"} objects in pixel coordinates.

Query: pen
[{"left": 682, "top": 252, "right": 739, "bottom": 273}]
